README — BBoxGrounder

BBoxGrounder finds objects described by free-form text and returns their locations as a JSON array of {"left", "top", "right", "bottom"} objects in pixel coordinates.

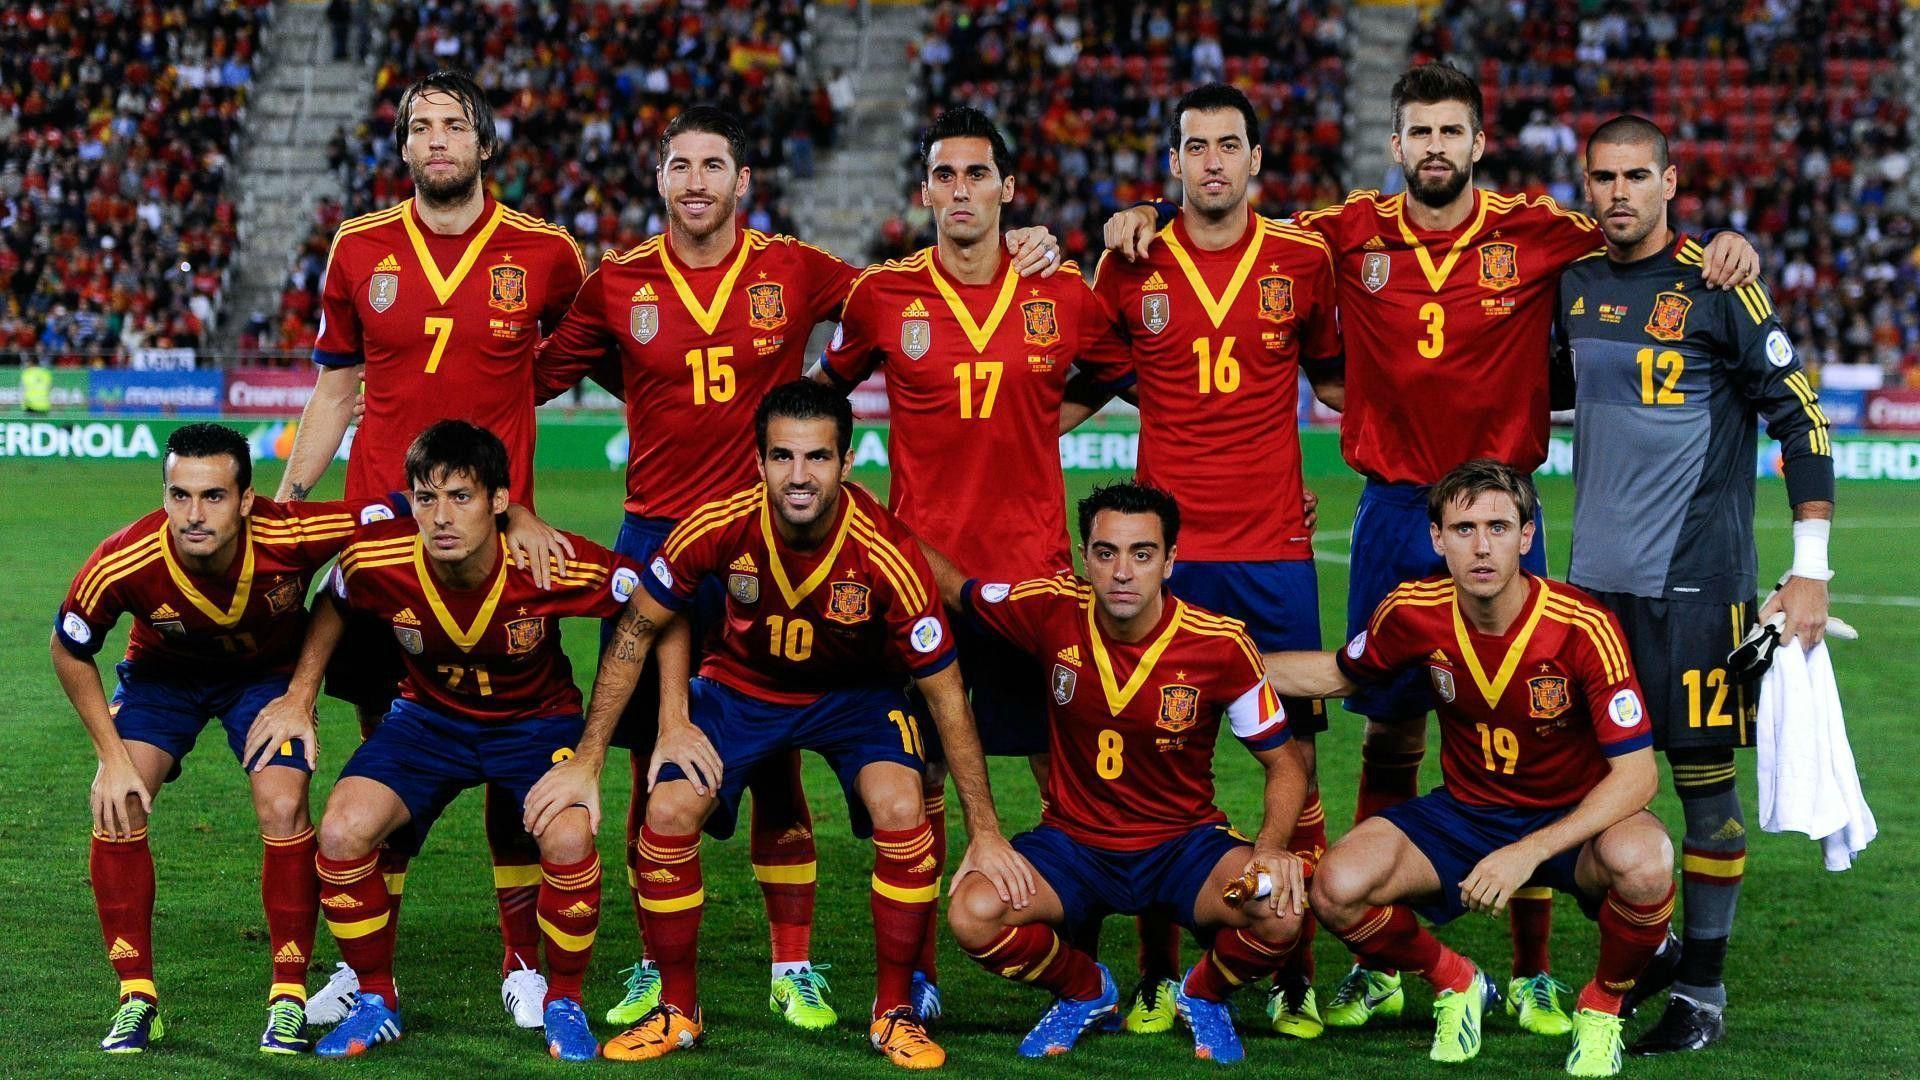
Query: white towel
[{"left": 1755, "top": 639, "right": 1876, "bottom": 870}]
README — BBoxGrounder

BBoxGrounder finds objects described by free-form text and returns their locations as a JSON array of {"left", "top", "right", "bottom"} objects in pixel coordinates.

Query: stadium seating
[
  {"left": 0, "top": 0, "right": 269, "bottom": 358},
  {"left": 1416, "top": 0, "right": 1919, "bottom": 380},
  {"left": 268, "top": 0, "right": 833, "bottom": 353},
  {"left": 892, "top": 2, "right": 1351, "bottom": 267}
]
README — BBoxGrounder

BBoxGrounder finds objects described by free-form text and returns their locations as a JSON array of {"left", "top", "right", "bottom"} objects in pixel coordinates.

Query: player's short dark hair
[
  {"left": 1168, "top": 83, "right": 1263, "bottom": 153},
  {"left": 395, "top": 69, "right": 498, "bottom": 160},
  {"left": 404, "top": 419, "right": 511, "bottom": 495},
  {"left": 661, "top": 104, "right": 750, "bottom": 170},
  {"left": 1588, "top": 113, "right": 1670, "bottom": 171},
  {"left": 1391, "top": 61, "right": 1483, "bottom": 134},
  {"left": 164, "top": 422, "right": 251, "bottom": 492},
  {"left": 1078, "top": 481, "right": 1181, "bottom": 550},
  {"left": 919, "top": 106, "right": 1014, "bottom": 179},
  {"left": 1427, "top": 458, "right": 1538, "bottom": 526},
  {"left": 755, "top": 379, "right": 854, "bottom": 458}
]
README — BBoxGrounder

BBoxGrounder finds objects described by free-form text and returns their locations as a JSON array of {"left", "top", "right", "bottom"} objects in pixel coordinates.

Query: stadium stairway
[
  {"left": 221, "top": 0, "right": 372, "bottom": 349},
  {"left": 1344, "top": 3, "right": 1421, "bottom": 192}
]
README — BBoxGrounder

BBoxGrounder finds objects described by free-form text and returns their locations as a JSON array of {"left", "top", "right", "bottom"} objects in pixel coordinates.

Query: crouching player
[
  {"left": 271, "top": 420, "right": 639, "bottom": 1060},
  {"left": 931, "top": 482, "right": 1311, "bottom": 1064},
  {"left": 1264, "top": 460, "right": 1673, "bottom": 1076},
  {"left": 52, "top": 423, "right": 412, "bottom": 1054}
]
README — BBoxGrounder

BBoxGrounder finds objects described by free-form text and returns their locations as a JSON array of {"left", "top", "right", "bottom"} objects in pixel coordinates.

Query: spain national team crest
[
  {"left": 1257, "top": 274, "right": 1295, "bottom": 324},
  {"left": 1429, "top": 665, "right": 1457, "bottom": 704},
  {"left": 1142, "top": 292, "right": 1170, "bottom": 334},
  {"left": 369, "top": 272, "right": 399, "bottom": 313},
  {"left": 902, "top": 319, "right": 931, "bottom": 360},
  {"left": 505, "top": 617, "right": 545, "bottom": 655},
  {"left": 826, "top": 581, "right": 872, "bottom": 625},
  {"left": 1645, "top": 291, "right": 1692, "bottom": 342},
  {"left": 265, "top": 577, "right": 303, "bottom": 616},
  {"left": 1051, "top": 663, "right": 1078, "bottom": 705},
  {"left": 1157, "top": 684, "right": 1200, "bottom": 733},
  {"left": 489, "top": 262, "right": 529, "bottom": 313},
  {"left": 1021, "top": 298, "right": 1060, "bottom": 347},
  {"left": 630, "top": 304, "right": 659, "bottom": 344},
  {"left": 746, "top": 282, "right": 786, "bottom": 330},
  {"left": 1528, "top": 675, "right": 1572, "bottom": 719},
  {"left": 393, "top": 625, "right": 424, "bottom": 655},
  {"left": 1361, "top": 252, "right": 1391, "bottom": 293},
  {"left": 728, "top": 572, "right": 760, "bottom": 605},
  {"left": 1477, "top": 241, "right": 1519, "bottom": 290}
]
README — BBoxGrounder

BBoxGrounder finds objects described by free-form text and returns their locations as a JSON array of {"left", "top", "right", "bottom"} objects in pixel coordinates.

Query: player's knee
[
  {"left": 643, "top": 782, "right": 707, "bottom": 836},
  {"left": 1244, "top": 903, "right": 1304, "bottom": 947},
  {"left": 864, "top": 787, "right": 925, "bottom": 833},
  {"left": 317, "top": 809, "right": 376, "bottom": 861},
  {"left": 1308, "top": 849, "right": 1371, "bottom": 921},
  {"left": 1598, "top": 820, "right": 1674, "bottom": 901},
  {"left": 537, "top": 811, "right": 595, "bottom": 865},
  {"left": 945, "top": 876, "right": 1012, "bottom": 949},
  {"left": 250, "top": 783, "right": 308, "bottom": 836}
]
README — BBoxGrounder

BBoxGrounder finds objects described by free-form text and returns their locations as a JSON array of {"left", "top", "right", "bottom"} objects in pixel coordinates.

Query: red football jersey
[
  {"left": 644, "top": 482, "right": 956, "bottom": 706},
  {"left": 330, "top": 519, "right": 640, "bottom": 722},
  {"left": 1294, "top": 189, "right": 1599, "bottom": 483},
  {"left": 1337, "top": 573, "right": 1651, "bottom": 809},
  {"left": 57, "top": 497, "right": 407, "bottom": 676},
  {"left": 534, "top": 229, "right": 858, "bottom": 519},
  {"left": 314, "top": 197, "right": 585, "bottom": 506},
  {"left": 966, "top": 576, "right": 1288, "bottom": 851},
  {"left": 821, "top": 249, "right": 1133, "bottom": 580},
  {"left": 1094, "top": 211, "right": 1341, "bottom": 561}
]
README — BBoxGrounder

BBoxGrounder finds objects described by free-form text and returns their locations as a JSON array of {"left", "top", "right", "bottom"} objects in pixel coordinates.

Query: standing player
[
  {"left": 935, "top": 482, "right": 1312, "bottom": 1064},
  {"left": 1104, "top": 62, "right": 1756, "bottom": 1031},
  {"left": 556, "top": 382, "right": 1010, "bottom": 1068},
  {"left": 1078, "top": 83, "right": 1342, "bottom": 1037},
  {"left": 1266, "top": 461, "right": 1675, "bottom": 1077},
  {"left": 269, "top": 421, "right": 636, "bottom": 1061},
  {"left": 276, "top": 69, "right": 586, "bottom": 1027},
  {"left": 50, "top": 424, "right": 408, "bottom": 1054},
  {"left": 813, "top": 105, "right": 1133, "bottom": 1022},
  {"left": 532, "top": 104, "right": 1061, "bottom": 1029},
  {"left": 1559, "top": 116, "right": 1834, "bottom": 1054}
]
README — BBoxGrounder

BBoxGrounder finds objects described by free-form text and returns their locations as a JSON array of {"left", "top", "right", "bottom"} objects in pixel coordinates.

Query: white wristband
[{"left": 1789, "top": 519, "right": 1834, "bottom": 581}]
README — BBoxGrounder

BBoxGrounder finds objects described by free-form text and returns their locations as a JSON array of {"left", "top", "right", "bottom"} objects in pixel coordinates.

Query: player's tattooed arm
[
  {"left": 52, "top": 632, "right": 152, "bottom": 839},
  {"left": 1261, "top": 650, "right": 1355, "bottom": 699},
  {"left": 1460, "top": 746, "right": 1658, "bottom": 916},
  {"left": 1245, "top": 740, "right": 1312, "bottom": 916},
  {"left": 918, "top": 664, "right": 1039, "bottom": 907},
  {"left": 243, "top": 599, "right": 345, "bottom": 774},
  {"left": 502, "top": 504, "right": 576, "bottom": 591},
  {"left": 275, "top": 364, "right": 362, "bottom": 500}
]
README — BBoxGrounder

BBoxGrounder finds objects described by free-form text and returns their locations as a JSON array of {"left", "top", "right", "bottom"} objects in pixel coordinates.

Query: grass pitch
[{"left": 3, "top": 457, "right": 1913, "bottom": 1078}]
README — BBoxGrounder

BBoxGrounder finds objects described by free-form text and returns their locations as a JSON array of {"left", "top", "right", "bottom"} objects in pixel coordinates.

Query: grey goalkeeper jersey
[{"left": 1558, "top": 233, "right": 1834, "bottom": 603}]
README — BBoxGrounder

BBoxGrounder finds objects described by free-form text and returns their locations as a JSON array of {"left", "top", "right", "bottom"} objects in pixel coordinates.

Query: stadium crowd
[
  {"left": 0, "top": 0, "right": 269, "bottom": 360},
  {"left": 1414, "top": 0, "right": 1920, "bottom": 385},
  {"left": 878, "top": 1, "right": 1350, "bottom": 265},
  {"left": 266, "top": 0, "right": 833, "bottom": 352}
]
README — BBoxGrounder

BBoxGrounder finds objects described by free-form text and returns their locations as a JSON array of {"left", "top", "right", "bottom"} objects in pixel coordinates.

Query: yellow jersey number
[
  {"left": 1636, "top": 347, "right": 1685, "bottom": 405},
  {"left": 1193, "top": 337, "right": 1242, "bottom": 394},
  {"left": 1417, "top": 303, "right": 1444, "bottom": 359},
  {"left": 765, "top": 615, "right": 814, "bottom": 661},
  {"left": 686, "top": 346, "right": 737, "bottom": 406},
  {"left": 953, "top": 361, "right": 1002, "bottom": 419},
  {"left": 1475, "top": 722, "right": 1518, "bottom": 774}
]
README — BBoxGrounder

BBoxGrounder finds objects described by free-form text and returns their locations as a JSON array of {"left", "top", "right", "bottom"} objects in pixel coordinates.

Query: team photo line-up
[{"left": 54, "top": 58, "right": 1836, "bottom": 1074}]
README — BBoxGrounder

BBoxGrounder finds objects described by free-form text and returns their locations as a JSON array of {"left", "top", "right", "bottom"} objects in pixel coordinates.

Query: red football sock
[
  {"left": 915, "top": 789, "right": 947, "bottom": 983},
  {"left": 1137, "top": 912, "right": 1183, "bottom": 981},
  {"left": 625, "top": 754, "right": 649, "bottom": 961},
  {"left": 964, "top": 923, "right": 1104, "bottom": 1000},
  {"left": 1509, "top": 887, "right": 1555, "bottom": 978},
  {"left": 538, "top": 854, "right": 602, "bottom": 1005},
  {"left": 1355, "top": 746, "right": 1424, "bottom": 823},
  {"left": 376, "top": 847, "right": 409, "bottom": 958},
  {"left": 1276, "top": 794, "right": 1327, "bottom": 982},
  {"left": 637, "top": 827, "right": 703, "bottom": 1014},
  {"left": 316, "top": 850, "right": 397, "bottom": 1004},
  {"left": 1185, "top": 926, "right": 1299, "bottom": 1002},
  {"left": 92, "top": 829, "right": 156, "bottom": 1001},
  {"left": 1328, "top": 904, "right": 1472, "bottom": 992},
  {"left": 1579, "top": 885, "right": 1675, "bottom": 1015},
  {"left": 261, "top": 827, "right": 319, "bottom": 1004},
  {"left": 485, "top": 784, "right": 542, "bottom": 975},
  {"left": 870, "top": 821, "right": 939, "bottom": 1017},
  {"left": 750, "top": 752, "right": 816, "bottom": 969}
]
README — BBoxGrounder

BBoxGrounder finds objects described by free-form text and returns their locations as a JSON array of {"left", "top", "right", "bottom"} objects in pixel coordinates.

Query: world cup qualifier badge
[
  {"left": 1257, "top": 274, "right": 1295, "bottom": 323},
  {"left": 1477, "top": 241, "right": 1519, "bottom": 289},
  {"left": 1645, "top": 291, "right": 1692, "bottom": 342},
  {"left": 746, "top": 282, "right": 786, "bottom": 329},
  {"left": 1021, "top": 298, "right": 1061, "bottom": 346},
  {"left": 1157, "top": 683, "right": 1200, "bottom": 733}
]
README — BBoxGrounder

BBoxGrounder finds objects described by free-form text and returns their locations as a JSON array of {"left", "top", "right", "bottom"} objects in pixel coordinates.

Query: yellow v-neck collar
[
  {"left": 412, "top": 536, "right": 509, "bottom": 652},
  {"left": 1450, "top": 575, "right": 1550, "bottom": 709},
  {"left": 400, "top": 199, "right": 508, "bottom": 305},
  {"left": 1393, "top": 188, "right": 1493, "bottom": 292},
  {"left": 158, "top": 520, "right": 255, "bottom": 628},
  {"left": 1085, "top": 596, "right": 1187, "bottom": 717},
  {"left": 1161, "top": 211, "right": 1268, "bottom": 328},
  {"left": 925, "top": 248, "right": 1020, "bottom": 354},
  {"left": 758, "top": 490, "right": 855, "bottom": 608},
  {"left": 661, "top": 229, "right": 756, "bottom": 335}
]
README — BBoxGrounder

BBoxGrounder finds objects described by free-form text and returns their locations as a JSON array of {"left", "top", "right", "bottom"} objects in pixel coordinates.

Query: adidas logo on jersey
[
  {"left": 730, "top": 552, "right": 758, "bottom": 573},
  {"left": 630, "top": 283, "right": 659, "bottom": 302},
  {"left": 392, "top": 607, "right": 421, "bottom": 626},
  {"left": 320, "top": 893, "right": 364, "bottom": 910},
  {"left": 911, "top": 855, "right": 938, "bottom": 874},
  {"left": 1570, "top": 296, "right": 1586, "bottom": 316},
  {"left": 640, "top": 868, "right": 679, "bottom": 885},
  {"left": 108, "top": 937, "right": 141, "bottom": 961},
  {"left": 1056, "top": 645, "right": 1083, "bottom": 667},
  {"left": 901, "top": 297, "right": 930, "bottom": 318},
  {"left": 1429, "top": 649, "right": 1448, "bottom": 662},
  {"left": 1363, "top": 235, "right": 1387, "bottom": 251},
  {"left": 149, "top": 603, "right": 180, "bottom": 621},
  {"left": 274, "top": 941, "right": 306, "bottom": 965},
  {"left": 374, "top": 253, "right": 403, "bottom": 273},
  {"left": 561, "top": 900, "right": 597, "bottom": 918},
  {"left": 1140, "top": 271, "right": 1169, "bottom": 292}
]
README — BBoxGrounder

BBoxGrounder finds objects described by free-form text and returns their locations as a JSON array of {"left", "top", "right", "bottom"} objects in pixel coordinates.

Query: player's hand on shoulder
[
  {"left": 503, "top": 504, "right": 575, "bottom": 590},
  {"left": 90, "top": 754, "right": 152, "bottom": 840},
  {"left": 958, "top": 833, "right": 1038, "bottom": 910},
  {"left": 1699, "top": 231, "right": 1761, "bottom": 290},
  {"left": 244, "top": 693, "right": 320, "bottom": 773},
  {"left": 1103, "top": 204, "right": 1162, "bottom": 262},
  {"left": 1005, "top": 226, "right": 1062, "bottom": 278},
  {"left": 1458, "top": 841, "right": 1543, "bottom": 917},
  {"left": 525, "top": 751, "right": 602, "bottom": 836},
  {"left": 1763, "top": 575, "right": 1831, "bottom": 649},
  {"left": 1302, "top": 488, "right": 1319, "bottom": 536},
  {"left": 647, "top": 719, "right": 722, "bottom": 797}
]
